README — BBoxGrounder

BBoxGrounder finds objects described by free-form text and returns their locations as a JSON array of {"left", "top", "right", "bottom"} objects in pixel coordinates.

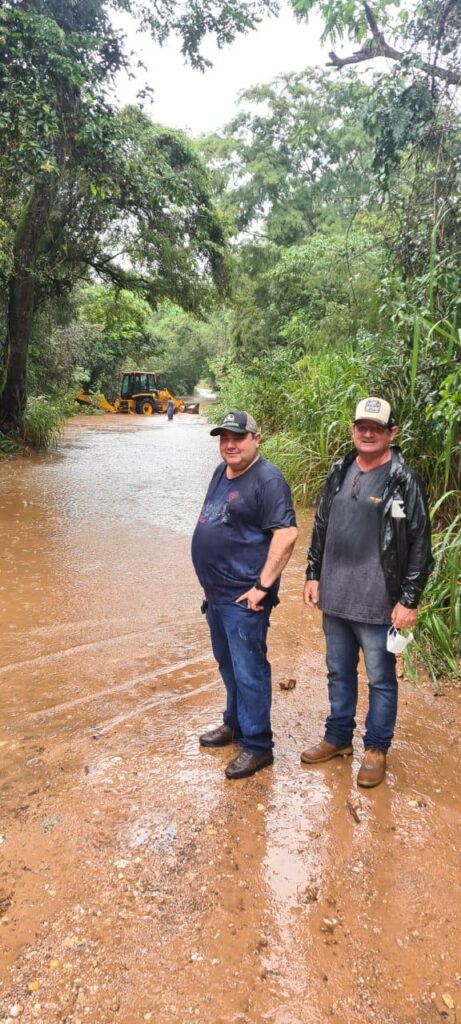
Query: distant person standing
[
  {"left": 192, "top": 410, "right": 298, "bottom": 779},
  {"left": 166, "top": 398, "right": 175, "bottom": 421},
  {"left": 301, "top": 397, "right": 433, "bottom": 788}
]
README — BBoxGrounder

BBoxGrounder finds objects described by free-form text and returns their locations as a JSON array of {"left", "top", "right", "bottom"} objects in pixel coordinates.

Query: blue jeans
[
  {"left": 206, "top": 601, "right": 273, "bottom": 755},
  {"left": 323, "top": 614, "right": 398, "bottom": 753}
]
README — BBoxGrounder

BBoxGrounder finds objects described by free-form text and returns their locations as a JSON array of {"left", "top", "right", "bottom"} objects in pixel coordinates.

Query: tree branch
[
  {"left": 327, "top": 46, "right": 380, "bottom": 69},
  {"left": 85, "top": 257, "right": 152, "bottom": 293},
  {"left": 433, "top": 0, "right": 457, "bottom": 77},
  {"left": 326, "top": 1, "right": 461, "bottom": 86}
]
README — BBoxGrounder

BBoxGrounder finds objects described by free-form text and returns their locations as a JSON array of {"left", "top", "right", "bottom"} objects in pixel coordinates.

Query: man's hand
[
  {"left": 303, "top": 580, "right": 319, "bottom": 607},
  {"left": 391, "top": 602, "right": 418, "bottom": 630},
  {"left": 235, "top": 526, "right": 298, "bottom": 613},
  {"left": 235, "top": 587, "right": 265, "bottom": 612}
]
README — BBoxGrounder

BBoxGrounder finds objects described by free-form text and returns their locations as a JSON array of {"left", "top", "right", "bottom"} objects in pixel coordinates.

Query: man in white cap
[
  {"left": 192, "top": 410, "right": 298, "bottom": 779},
  {"left": 301, "top": 397, "right": 432, "bottom": 787}
]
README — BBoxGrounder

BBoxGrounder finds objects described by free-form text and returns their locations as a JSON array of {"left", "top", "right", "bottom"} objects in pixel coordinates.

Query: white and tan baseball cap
[{"left": 354, "top": 397, "right": 394, "bottom": 427}]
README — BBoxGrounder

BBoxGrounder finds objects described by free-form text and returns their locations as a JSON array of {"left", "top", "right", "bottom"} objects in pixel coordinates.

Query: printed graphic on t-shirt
[
  {"left": 198, "top": 489, "right": 240, "bottom": 525},
  {"left": 191, "top": 457, "right": 296, "bottom": 604}
]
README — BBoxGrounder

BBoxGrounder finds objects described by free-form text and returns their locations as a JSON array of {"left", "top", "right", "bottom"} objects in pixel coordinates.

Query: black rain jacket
[{"left": 306, "top": 447, "right": 433, "bottom": 609}]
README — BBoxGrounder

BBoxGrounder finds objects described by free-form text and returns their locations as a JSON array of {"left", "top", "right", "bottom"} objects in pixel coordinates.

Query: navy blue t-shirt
[{"left": 191, "top": 456, "right": 297, "bottom": 604}]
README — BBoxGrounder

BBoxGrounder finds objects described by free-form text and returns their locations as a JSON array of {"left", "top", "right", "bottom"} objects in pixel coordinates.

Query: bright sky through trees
[{"left": 114, "top": 2, "right": 327, "bottom": 135}]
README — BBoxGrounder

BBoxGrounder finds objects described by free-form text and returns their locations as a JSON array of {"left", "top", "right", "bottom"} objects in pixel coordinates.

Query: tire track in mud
[
  {"left": 0, "top": 629, "right": 166, "bottom": 675},
  {"left": 0, "top": 607, "right": 210, "bottom": 729},
  {"left": 1, "top": 420, "right": 461, "bottom": 1024},
  {"left": 90, "top": 677, "right": 218, "bottom": 736},
  {"left": 0, "top": 616, "right": 157, "bottom": 662},
  {"left": 28, "top": 656, "right": 216, "bottom": 723},
  {"left": 0, "top": 611, "right": 203, "bottom": 674}
]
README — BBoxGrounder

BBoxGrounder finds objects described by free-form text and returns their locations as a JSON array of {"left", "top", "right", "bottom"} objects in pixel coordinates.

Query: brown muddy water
[{"left": 0, "top": 414, "right": 460, "bottom": 1024}]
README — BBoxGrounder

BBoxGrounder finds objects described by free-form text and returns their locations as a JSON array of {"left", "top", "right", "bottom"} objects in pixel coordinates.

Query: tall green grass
[
  {"left": 213, "top": 342, "right": 391, "bottom": 499},
  {"left": 23, "top": 397, "right": 67, "bottom": 450},
  {"left": 212, "top": 332, "right": 460, "bottom": 683},
  {"left": 0, "top": 395, "right": 71, "bottom": 454},
  {"left": 404, "top": 498, "right": 461, "bottom": 685},
  {"left": 0, "top": 431, "right": 20, "bottom": 456}
]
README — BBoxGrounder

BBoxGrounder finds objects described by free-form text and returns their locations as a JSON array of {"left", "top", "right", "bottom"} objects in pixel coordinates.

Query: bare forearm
[{"left": 259, "top": 527, "right": 298, "bottom": 586}]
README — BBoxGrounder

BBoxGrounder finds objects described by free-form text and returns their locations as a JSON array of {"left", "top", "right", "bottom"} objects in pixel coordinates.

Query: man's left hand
[
  {"left": 391, "top": 602, "right": 418, "bottom": 630},
  {"left": 235, "top": 587, "right": 265, "bottom": 612}
]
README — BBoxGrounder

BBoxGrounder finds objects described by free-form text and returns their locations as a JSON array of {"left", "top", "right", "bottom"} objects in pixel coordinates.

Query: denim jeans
[
  {"left": 323, "top": 613, "right": 398, "bottom": 753},
  {"left": 206, "top": 601, "right": 273, "bottom": 754}
]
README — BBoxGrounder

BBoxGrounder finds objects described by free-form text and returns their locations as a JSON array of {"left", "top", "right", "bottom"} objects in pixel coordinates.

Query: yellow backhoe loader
[{"left": 76, "top": 371, "right": 199, "bottom": 416}]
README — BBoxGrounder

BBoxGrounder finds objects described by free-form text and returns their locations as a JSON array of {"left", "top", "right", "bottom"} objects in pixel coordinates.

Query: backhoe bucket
[
  {"left": 75, "top": 389, "right": 118, "bottom": 413},
  {"left": 99, "top": 395, "right": 118, "bottom": 413}
]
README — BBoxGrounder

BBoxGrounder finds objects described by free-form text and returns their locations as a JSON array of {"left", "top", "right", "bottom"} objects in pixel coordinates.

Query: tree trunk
[{"left": 0, "top": 185, "right": 53, "bottom": 434}]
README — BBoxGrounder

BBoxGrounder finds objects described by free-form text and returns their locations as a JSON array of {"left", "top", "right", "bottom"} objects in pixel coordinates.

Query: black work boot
[
  {"left": 225, "top": 750, "right": 274, "bottom": 779},
  {"left": 199, "top": 724, "right": 241, "bottom": 748}
]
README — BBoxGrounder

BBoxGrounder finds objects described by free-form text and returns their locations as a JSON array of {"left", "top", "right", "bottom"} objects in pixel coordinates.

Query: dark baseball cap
[{"left": 210, "top": 410, "right": 259, "bottom": 436}]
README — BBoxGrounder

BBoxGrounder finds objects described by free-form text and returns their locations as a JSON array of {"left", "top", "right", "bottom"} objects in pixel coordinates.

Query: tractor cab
[
  {"left": 120, "top": 372, "right": 160, "bottom": 399},
  {"left": 119, "top": 371, "right": 163, "bottom": 415},
  {"left": 76, "top": 370, "right": 197, "bottom": 416}
]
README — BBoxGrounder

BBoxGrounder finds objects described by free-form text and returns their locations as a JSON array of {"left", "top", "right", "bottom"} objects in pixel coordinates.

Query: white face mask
[{"left": 387, "top": 625, "right": 414, "bottom": 654}]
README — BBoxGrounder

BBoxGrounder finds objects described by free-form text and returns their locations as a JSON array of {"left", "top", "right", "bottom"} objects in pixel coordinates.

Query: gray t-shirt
[{"left": 319, "top": 459, "right": 393, "bottom": 625}]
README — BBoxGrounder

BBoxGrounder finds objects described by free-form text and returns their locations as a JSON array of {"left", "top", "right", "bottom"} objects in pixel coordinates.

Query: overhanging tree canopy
[
  {"left": 0, "top": 0, "right": 277, "bottom": 433},
  {"left": 293, "top": 0, "right": 461, "bottom": 86},
  {"left": 201, "top": 70, "right": 374, "bottom": 245}
]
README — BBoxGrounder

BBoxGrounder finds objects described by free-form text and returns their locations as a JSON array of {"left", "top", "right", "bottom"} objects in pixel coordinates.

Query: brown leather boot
[
  {"left": 300, "top": 738, "right": 353, "bottom": 764},
  {"left": 357, "top": 748, "right": 386, "bottom": 788}
]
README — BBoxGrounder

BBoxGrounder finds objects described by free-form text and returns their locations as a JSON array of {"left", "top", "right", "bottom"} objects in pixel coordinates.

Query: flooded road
[{"left": 0, "top": 414, "right": 460, "bottom": 1024}]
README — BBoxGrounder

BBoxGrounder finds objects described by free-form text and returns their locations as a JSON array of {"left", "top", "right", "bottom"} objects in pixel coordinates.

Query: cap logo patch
[
  {"left": 364, "top": 399, "right": 381, "bottom": 413},
  {"left": 224, "top": 414, "right": 236, "bottom": 423}
]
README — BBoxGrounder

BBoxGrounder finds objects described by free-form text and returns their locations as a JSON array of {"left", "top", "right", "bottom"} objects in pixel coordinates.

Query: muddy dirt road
[{"left": 0, "top": 414, "right": 460, "bottom": 1024}]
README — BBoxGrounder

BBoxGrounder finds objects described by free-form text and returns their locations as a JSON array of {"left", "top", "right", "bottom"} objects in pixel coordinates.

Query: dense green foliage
[
  {"left": 198, "top": 44, "right": 460, "bottom": 681},
  {"left": 407, "top": 502, "right": 461, "bottom": 685},
  {"left": 0, "top": 0, "right": 276, "bottom": 432},
  {"left": 23, "top": 395, "right": 69, "bottom": 451},
  {"left": 211, "top": 329, "right": 460, "bottom": 682},
  {"left": 1, "top": 0, "right": 459, "bottom": 681},
  {"left": 149, "top": 305, "right": 229, "bottom": 395},
  {"left": 76, "top": 286, "right": 156, "bottom": 393}
]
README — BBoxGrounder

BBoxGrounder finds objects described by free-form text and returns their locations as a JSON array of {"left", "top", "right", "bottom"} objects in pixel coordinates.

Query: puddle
[{"left": 0, "top": 413, "right": 460, "bottom": 1024}]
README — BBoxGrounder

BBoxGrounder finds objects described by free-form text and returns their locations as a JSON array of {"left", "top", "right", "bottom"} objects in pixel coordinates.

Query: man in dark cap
[
  {"left": 192, "top": 411, "right": 298, "bottom": 779},
  {"left": 301, "top": 396, "right": 433, "bottom": 788}
]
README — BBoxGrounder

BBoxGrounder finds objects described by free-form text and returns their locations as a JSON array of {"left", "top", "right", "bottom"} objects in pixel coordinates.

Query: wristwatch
[{"left": 254, "top": 577, "right": 270, "bottom": 593}]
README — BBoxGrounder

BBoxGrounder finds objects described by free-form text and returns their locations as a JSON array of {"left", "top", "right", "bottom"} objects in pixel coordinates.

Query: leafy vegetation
[
  {"left": 0, "top": 0, "right": 459, "bottom": 681},
  {"left": 292, "top": 0, "right": 461, "bottom": 87},
  {"left": 405, "top": 502, "right": 461, "bottom": 684},
  {"left": 0, "top": 0, "right": 276, "bottom": 432},
  {"left": 199, "top": 28, "right": 460, "bottom": 682},
  {"left": 23, "top": 396, "right": 68, "bottom": 451}
]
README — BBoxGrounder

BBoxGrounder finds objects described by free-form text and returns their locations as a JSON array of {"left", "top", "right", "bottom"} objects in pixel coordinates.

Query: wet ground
[{"left": 0, "top": 413, "right": 460, "bottom": 1024}]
